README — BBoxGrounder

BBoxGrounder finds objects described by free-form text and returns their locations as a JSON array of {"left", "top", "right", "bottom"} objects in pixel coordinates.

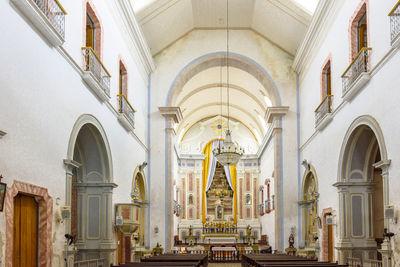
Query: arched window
[{"left": 350, "top": 2, "right": 368, "bottom": 59}]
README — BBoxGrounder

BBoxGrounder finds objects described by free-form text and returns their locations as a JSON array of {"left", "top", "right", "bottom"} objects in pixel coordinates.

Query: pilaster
[
  {"left": 159, "top": 106, "right": 182, "bottom": 251},
  {"left": 265, "top": 106, "right": 289, "bottom": 252}
]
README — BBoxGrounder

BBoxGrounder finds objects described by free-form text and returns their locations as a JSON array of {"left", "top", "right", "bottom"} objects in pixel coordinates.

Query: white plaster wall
[
  {"left": 298, "top": 0, "right": 400, "bottom": 263},
  {"left": 150, "top": 29, "right": 299, "bottom": 250},
  {"left": 0, "top": 0, "right": 149, "bottom": 265},
  {"left": 259, "top": 141, "right": 276, "bottom": 249}
]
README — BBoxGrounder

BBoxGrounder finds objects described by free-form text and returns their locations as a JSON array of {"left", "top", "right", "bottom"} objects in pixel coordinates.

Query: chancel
[{"left": 1, "top": 0, "right": 400, "bottom": 266}]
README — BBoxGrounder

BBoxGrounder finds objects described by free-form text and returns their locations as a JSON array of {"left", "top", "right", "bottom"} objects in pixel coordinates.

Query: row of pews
[
  {"left": 112, "top": 254, "right": 208, "bottom": 267},
  {"left": 242, "top": 254, "right": 349, "bottom": 267}
]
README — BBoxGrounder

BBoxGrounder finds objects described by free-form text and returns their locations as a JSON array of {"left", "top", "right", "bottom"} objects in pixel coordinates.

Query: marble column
[
  {"left": 265, "top": 106, "right": 289, "bottom": 252},
  {"left": 159, "top": 107, "right": 183, "bottom": 252}
]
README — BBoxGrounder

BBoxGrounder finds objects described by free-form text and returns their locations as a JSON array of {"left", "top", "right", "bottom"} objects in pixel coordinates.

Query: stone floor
[{"left": 208, "top": 263, "right": 241, "bottom": 267}]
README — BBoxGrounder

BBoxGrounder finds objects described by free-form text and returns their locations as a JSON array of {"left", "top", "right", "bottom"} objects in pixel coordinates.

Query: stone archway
[
  {"left": 161, "top": 52, "right": 288, "bottom": 251},
  {"left": 64, "top": 114, "right": 116, "bottom": 265},
  {"left": 335, "top": 115, "right": 390, "bottom": 265}
]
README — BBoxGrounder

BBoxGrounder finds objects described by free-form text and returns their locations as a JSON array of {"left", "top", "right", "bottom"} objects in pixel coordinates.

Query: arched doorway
[
  {"left": 335, "top": 116, "right": 390, "bottom": 264},
  {"left": 132, "top": 169, "right": 148, "bottom": 248},
  {"left": 65, "top": 115, "right": 116, "bottom": 266},
  {"left": 299, "top": 165, "right": 319, "bottom": 255}
]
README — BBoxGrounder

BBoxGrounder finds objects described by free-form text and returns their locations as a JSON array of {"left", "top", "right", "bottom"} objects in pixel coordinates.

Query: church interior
[{"left": 1, "top": 0, "right": 400, "bottom": 266}]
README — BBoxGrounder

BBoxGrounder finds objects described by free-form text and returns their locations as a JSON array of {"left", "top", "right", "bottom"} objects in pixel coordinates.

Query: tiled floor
[{"left": 208, "top": 263, "right": 241, "bottom": 267}]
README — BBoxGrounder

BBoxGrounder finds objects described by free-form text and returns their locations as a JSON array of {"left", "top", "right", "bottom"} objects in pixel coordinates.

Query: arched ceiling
[
  {"left": 172, "top": 62, "right": 272, "bottom": 145},
  {"left": 132, "top": 0, "right": 315, "bottom": 56}
]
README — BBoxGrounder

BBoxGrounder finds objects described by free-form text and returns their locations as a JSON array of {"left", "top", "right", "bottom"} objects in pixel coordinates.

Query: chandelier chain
[{"left": 226, "top": 0, "right": 230, "bottom": 131}]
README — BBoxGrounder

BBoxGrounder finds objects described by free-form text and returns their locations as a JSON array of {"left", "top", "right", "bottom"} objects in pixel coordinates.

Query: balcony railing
[
  {"left": 118, "top": 94, "right": 136, "bottom": 128},
  {"left": 389, "top": 1, "right": 400, "bottom": 43},
  {"left": 314, "top": 95, "right": 333, "bottom": 126},
  {"left": 82, "top": 47, "right": 111, "bottom": 96},
  {"left": 341, "top": 47, "right": 371, "bottom": 95},
  {"left": 74, "top": 258, "right": 104, "bottom": 267},
  {"left": 33, "top": 0, "right": 66, "bottom": 38}
]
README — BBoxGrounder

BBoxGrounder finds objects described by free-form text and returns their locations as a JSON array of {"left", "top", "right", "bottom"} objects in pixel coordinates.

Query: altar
[{"left": 203, "top": 235, "right": 237, "bottom": 244}]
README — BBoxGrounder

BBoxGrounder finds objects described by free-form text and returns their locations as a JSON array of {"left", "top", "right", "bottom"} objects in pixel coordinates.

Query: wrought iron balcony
[
  {"left": 82, "top": 47, "right": 111, "bottom": 99},
  {"left": 33, "top": 0, "right": 66, "bottom": 38},
  {"left": 341, "top": 47, "right": 371, "bottom": 97},
  {"left": 389, "top": 1, "right": 400, "bottom": 45},
  {"left": 11, "top": 0, "right": 66, "bottom": 46},
  {"left": 118, "top": 94, "right": 136, "bottom": 128},
  {"left": 314, "top": 95, "right": 333, "bottom": 127}
]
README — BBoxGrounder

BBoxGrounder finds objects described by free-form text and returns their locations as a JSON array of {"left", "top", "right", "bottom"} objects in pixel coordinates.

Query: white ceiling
[{"left": 133, "top": 0, "right": 313, "bottom": 56}]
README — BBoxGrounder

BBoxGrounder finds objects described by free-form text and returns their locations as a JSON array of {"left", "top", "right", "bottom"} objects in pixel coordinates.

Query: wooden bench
[
  {"left": 140, "top": 254, "right": 208, "bottom": 267},
  {"left": 242, "top": 254, "right": 348, "bottom": 267}
]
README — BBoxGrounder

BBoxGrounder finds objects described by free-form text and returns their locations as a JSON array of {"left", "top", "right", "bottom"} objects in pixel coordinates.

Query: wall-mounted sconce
[{"left": 301, "top": 160, "right": 310, "bottom": 172}]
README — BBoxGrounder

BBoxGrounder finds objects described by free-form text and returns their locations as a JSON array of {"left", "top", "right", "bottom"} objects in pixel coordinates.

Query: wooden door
[
  {"left": 13, "top": 194, "right": 38, "bottom": 267},
  {"left": 328, "top": 224, "right": 333, "bottom": 262},
  {"left": 124, "top": 235, "right": 131, "bottom": 263}
]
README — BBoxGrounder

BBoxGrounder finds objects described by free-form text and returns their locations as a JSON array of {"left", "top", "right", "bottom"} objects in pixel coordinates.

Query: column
[
  {"left": 265, "top": 106, "right": 289, "bottom": 252},
  {"left": 374, "top": 160, "right": 392, "bottom": 267},
  {"left": 159, "top": 106, "right": 183, "bottom": 252},
  {"left": 63, "top": 159, "right": 81, "bottom": 264}
]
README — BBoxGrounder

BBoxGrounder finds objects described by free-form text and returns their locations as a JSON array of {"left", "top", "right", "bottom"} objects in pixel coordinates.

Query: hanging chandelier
[{"left": 213, "top": 0, "right": 244, "bottom": 166}]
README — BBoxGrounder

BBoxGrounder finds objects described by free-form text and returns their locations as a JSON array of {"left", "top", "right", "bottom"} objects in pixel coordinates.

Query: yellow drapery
[{"left": 202, "top": 139, "right": 237, "bottom": 223}]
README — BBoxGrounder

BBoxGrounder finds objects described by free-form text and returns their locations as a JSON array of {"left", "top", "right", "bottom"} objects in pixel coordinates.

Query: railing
[
  {"left": 364, "top": 259, "right": 383, "bottom": 267},
  {"left": 347, "top": 257, "right": 362, "bottom": 267},
  {"left": 74, "top": 258, "right": 104, "bottom": 267},
  {"left": 118, "top": 94, "right": 136, "bottom": 128},
  {"left": 33, "top": 0, "right": 66, "bottom": 38},
  {"left": 314, "top": 95, "right": 333, "bottom": 126},
  {"left": 389, "top": 0, "right": 400, "bottom": 43},
  {"left": 341, "top": 47, "right": 371, "bottom": 95},
  {"left": 82, "top": 47, "right": 111, "bottom": 95}
]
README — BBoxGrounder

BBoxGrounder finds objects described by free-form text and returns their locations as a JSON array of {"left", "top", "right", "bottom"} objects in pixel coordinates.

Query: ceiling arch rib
[
  {"left": 177, "top": 102, "right": 264, "bottom": 136},
  {"left": 176, "top": 83, "right": 267, "bottom": 111},
  {"left": 168, "top": 54, "right": 281, "bottom": 107},
  {"left": 179, "top": 115, "right": 260, "bottom": 144}
]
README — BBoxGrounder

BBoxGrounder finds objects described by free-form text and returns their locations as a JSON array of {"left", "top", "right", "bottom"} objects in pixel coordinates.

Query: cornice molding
[
  {"left": 115, "top": 0, "right": 155, "bottom": 76},
  {"left": 159, "top": 106, "right": 183, "bottom": 123},
  {"left": 292, "top": 0, "right": 336, "bottom": 72},
  {"left": 264, "top": 106, "right": 289, "bottom": 123}
]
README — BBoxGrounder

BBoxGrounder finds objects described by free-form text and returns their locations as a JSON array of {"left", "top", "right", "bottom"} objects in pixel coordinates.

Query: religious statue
[
  {"left": 189, "top": 225, "right": 193, "bottom": 236},
  {"left": 247, "top": 225, "right": 252, "bottom": 237},
  {"left": 204, "top": 222, "right": 209, "bottom": 233},
  {"left": 288, "top": 233, "right": 295, "bottom": 248}
]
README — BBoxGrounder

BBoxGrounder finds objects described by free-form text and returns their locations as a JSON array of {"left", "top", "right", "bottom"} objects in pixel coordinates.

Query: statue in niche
[
  {"left": 217, "top": 205, "right": 223, "bottom": 219},
  {"left": 188, "top": 194, "right": 193, "bottom": 205},
  {"left": 246, "top": 194, "right": 252, "bottom": 205}
]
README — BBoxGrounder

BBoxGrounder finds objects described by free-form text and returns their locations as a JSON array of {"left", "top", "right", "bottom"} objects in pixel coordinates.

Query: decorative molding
[
  {"left": 159, "top": 106, "right": 183, "bottom": 123},
  {"left": 315, "top": 113, "right": 333, "bottom": 132},
  {"left": 179, "top": 154, "right": 206, "bottom": 160},
  {"left": 342, "top": 73, "right": 371, "bottom": 102},
  {"left": 292, "top": 0, "right": 336, "bottom": 72},
  {"left": 114, "top": 0, "right": 155, "bottom": 76},
  {"left": 264, "top": 106, "right": 289, "bottom": 123}
]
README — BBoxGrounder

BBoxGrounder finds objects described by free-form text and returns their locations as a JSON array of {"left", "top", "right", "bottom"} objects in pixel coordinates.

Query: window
[
  {"left": 119, "top": 61, "right": 128, "bottom": 111},
  {"left": 357, "top": 12, "right": 367, "bottom": 52},
  {"left": 321, "top": 59, "right": 332, "bottom": 99},
  {"left": 86, "top": 14, "right": 95, "bottom": 49},
  {"left": 85, "top": 3, "right": 102, "bottom": 58},
  {"left": 349, "top": 3, "right": 368, "bottom": 59}
]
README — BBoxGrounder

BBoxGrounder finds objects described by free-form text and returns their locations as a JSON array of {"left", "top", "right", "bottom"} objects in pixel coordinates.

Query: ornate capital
[
  {"left": 264, "top": 106, "right": 289, "bottom": 123},
  {"left": 63, "top": 159, "right": 81, "bottom": 174}
]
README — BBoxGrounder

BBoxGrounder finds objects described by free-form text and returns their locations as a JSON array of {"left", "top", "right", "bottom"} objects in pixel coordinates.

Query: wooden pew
[
  {"left": 140, "top": 254, "right": 208, "bottom": 267},
  {"left": 112, "top": 261, "right": 201, "bottom": 267},
  {"left": 242, "top": 254, "right": 347, "bottom": 267}
]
